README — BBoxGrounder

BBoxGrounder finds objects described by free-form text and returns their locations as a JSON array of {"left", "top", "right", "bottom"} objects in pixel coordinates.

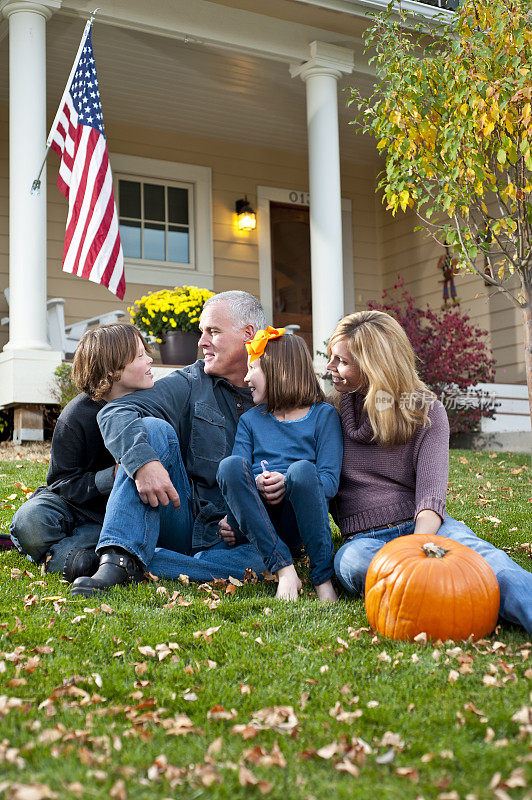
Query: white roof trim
[{"left": 292, "top": 0, "right": 454, "bottom": 22}]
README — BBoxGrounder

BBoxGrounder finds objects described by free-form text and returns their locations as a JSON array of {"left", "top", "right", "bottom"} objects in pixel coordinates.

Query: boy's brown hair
[
  {"left": 259, "top": 334, "right": 324, "bottom": 413},
  {"left": 72, "top": 323, "right": 151, "bottom": 402}
]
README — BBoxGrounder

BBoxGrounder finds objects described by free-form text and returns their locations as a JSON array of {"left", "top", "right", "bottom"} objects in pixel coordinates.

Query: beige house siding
[{"left": 379, "top": 203, "right": 526, "bottom": 383}]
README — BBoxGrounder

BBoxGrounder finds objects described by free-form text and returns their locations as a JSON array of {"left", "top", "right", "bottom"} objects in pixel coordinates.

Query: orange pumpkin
[{"left": 364, "top": 533, "right": 500, "bottom": 641}]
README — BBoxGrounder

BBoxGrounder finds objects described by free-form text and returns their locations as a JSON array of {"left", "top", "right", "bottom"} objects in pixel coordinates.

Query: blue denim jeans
[
  {"left": 96, "top": 418, "right": 267, "bottom": 583},
  {"left": 9, "top": 490, "right": 101, "bottom": 573},
  {"left": 334, "top": 516, "right": 532, "bottom": 632},
  {"left": 217, "top": 455, "right": 335, "bottom": 585}
]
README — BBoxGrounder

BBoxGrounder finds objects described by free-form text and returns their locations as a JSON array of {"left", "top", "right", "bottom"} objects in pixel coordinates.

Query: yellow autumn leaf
[{"left": 399, "top": 190, "right": 410, "bottom": 212}]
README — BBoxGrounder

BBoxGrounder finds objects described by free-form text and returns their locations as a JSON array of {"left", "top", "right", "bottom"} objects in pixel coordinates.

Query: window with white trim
[
  {"left": 111, "top": 154, "right": 213, "bottom": 288},
  {"left": 118, "top": 178, "right": 193, "bottom": 265}
]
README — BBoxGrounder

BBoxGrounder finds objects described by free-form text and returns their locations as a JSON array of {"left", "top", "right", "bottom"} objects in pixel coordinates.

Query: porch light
[{"left": 235, "top": 197, "right": 257, "bottom": 231}]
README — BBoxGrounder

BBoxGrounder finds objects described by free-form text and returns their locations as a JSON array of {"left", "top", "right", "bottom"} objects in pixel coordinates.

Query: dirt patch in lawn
[{"left": 0, "top": 441, "right": 51, "bottom": 462}]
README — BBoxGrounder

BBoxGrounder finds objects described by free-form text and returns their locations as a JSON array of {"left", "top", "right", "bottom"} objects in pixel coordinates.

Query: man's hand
[
  {"left": 218, "top": 515, "right": 237, "bottom": 546},
  {"left": 256, "top": 470, "right": 285, "bottom": 505},
  {"left": 135, "top": 461, "right": 181, "bottom": 509}
]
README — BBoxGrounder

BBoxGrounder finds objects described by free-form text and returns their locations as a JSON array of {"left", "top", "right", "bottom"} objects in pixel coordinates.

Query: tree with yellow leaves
[{"left": 350, "top": 0, "right": 532, "bottom": 426}]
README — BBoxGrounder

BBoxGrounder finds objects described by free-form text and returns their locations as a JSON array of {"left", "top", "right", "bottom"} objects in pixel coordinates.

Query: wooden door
[{"left": 270, "top": 202, "right": 312, "bottom": 352}]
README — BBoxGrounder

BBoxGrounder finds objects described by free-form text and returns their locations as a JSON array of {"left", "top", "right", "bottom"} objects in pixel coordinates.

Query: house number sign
[{"left": 288, "top": 191, "right": 310, "bottom": 205}]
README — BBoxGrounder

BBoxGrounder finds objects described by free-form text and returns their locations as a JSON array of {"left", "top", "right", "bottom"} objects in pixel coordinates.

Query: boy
[{"left": 9, "top": 324, "right": 153, "bottom": 581}]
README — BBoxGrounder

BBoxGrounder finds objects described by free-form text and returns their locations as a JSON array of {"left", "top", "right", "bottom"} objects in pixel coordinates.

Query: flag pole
[{"left": 30, "top": 8, "right": 100, "bottom": 195}]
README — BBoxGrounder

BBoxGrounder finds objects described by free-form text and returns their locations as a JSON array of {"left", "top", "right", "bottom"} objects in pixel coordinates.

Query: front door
[{"left": 270, "top": 202, "right": 313, "bottom": 352}]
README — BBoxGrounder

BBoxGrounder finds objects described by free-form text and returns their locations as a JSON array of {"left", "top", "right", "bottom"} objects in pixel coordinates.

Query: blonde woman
[{"left": 328, "top": 310, "right": 531, "bottom": 632}]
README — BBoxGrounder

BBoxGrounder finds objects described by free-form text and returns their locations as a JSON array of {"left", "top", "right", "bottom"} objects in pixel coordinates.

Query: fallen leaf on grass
[
  {"left": 375, "top": 749, "right": 396, "bottom": 765},
  {"left": 163, "top": 714, "right": 201, "bottom": 736},
  {"left": 379, "top": 732, "right": 405, "bottom": 750},
  {"left": 377, "top": 650, "right": 391, "bottom": 663},
  {"left": 231, "top": 725, "right": 259, "bottom": 740},
  {"left": 193, "top": 626, "right": 221, "bottom": 641},
  {"left": 243, "top": 742, "right": 286, "bottom": 768},
  {"left": 109, "top": 779, "right": 126, "bottom": 800},
  {"left": 138, "top": 646, "right": 156, "bottom": 658},
  {"left": 448, "top": 670, "right": 460, "bottom": 685},
  {"left": 0, "top": 785, "right": 57, "bottom": 800},
  {"left": 464, "top": 701, "right": 486, "bottom": 717},
  {"left": 36, "top": 729, "right": 62, "bottom": 746},
  {"left": 238, "top": 765, "right": 273, "bottom": 794},
  {"left": 316, "top": 741, "right": 341, "bottom": 759},
  {"left": 395, "top": 767, "right": 419, "bottom": 782},
  {"left": 251, "top": 706, "right": 299, "bottom": 735},
  {"left": 207, "top": 705, "right": 237, "bottom": 721},
  {"left": 100, "top": 603, "right": 114, "bottom": 614},
  {"left": 206, "top": 737, "right": 222, "bottom": 756},
  {"left": 329, "top": 702, "right": 363, "bottom": 723},
  {"left": 335, "top": 760, "right": 359, "bottom": 777}
]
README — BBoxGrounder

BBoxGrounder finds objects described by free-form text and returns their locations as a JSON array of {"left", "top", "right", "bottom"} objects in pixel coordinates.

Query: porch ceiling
[{"left": 0, "top": 12, "right": 378, "bottom": 164}]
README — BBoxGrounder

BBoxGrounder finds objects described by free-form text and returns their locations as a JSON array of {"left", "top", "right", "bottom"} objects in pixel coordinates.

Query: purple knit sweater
[{"left": 336, "top": 392, "right": 450, "bottom": 537}]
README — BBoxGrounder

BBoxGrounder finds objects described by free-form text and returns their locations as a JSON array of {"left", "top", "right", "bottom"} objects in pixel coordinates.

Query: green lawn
[{"left": 0, "top": 451, "right": 530, "bottom": 800}]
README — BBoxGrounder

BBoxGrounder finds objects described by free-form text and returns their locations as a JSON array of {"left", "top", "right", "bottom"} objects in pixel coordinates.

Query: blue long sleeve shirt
[{"left": 231, "top": 402, "right": 343, "bottom": 500}]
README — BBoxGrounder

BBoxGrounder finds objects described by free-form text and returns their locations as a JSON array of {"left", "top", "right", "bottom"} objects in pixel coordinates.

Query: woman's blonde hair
[
  {"left": 72, "top": 323, "right": 151, "bottom": 402},
  {"left": 260, "top": 334, "right": 324, "bottom": 413},
  {"left": 328, "top": 310, "right": 435, "bottom": 446}
]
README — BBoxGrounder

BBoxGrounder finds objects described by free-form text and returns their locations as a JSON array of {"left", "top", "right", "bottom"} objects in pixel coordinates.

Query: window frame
[{"left": 111, "top": 154, "right": 213, "bottom": 288}]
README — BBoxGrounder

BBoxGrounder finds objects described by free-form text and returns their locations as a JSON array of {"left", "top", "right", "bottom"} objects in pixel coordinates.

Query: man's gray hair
[{"left": 203, "top": 290, "right": 266, "bottom": 333}]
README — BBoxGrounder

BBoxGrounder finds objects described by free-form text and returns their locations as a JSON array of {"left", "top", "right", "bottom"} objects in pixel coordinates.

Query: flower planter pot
[{"left": 158, "top": 330, "right": 200, "bottom": 365}]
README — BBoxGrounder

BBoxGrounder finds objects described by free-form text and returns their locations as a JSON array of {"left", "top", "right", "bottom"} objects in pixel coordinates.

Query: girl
[
  {"left": 216, "top": 327, "right": 343, "bottom": 602},
  {"left": 10, "top": 323, "right": 154, "bottom": 581},
  {"left": 328, "top": 310, "right": 531, "bottom": 632}
]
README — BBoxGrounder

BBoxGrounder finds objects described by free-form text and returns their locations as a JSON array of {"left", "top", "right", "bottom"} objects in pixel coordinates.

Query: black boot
[
  {"left": 62, "top": 547, "right": 100, "bottom": 583},
  {"left": 70, "top": 547, "right": 145, "bottom": 597}
]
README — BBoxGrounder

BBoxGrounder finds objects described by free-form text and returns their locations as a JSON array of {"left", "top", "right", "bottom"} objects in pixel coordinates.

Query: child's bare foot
[
  {"left": 315, "top": 580, "right": 338, "bottom": 603},
  {"left": 275, "top": 565, "right": 302, "bottom": 601}
]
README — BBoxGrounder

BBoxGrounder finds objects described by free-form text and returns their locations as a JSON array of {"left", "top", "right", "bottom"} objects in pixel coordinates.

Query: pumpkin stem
[{"left": 422, "top": 542, "right": 449, "bottom": 559}]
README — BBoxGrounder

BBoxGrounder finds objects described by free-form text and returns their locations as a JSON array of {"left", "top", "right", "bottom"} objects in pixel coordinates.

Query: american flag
[{"left": 49, "top": 24, "right": 125, "bottom": 299}]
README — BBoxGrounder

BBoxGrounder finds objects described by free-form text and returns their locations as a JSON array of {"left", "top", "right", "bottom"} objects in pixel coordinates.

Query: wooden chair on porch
[{"left": 1, "top": 288, "right": 125, "bottom": 359}]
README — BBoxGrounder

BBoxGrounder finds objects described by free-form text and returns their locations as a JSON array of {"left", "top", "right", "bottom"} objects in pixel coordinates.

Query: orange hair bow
[{"left": 246, "top": 326, "right": 285, "bottom": 362}]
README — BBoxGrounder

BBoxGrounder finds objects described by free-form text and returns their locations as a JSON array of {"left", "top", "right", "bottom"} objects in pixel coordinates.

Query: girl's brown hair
[
  {"left": 72, "top": 323, "right": 151, "bottom": 402},
  {"left": 328, "top": 310, "right": 435, "bottom": 447},
  {"left": 259, "top": 334, "right": 324, "bottom": 413}
]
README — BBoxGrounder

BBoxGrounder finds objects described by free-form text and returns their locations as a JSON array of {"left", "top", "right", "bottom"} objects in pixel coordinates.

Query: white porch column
[
  {"left": 0, "top": 0, "right": 62, "bottom": 431},
  {"left": 291, "top": 42, "right": 354, "bottom": 365},
  {"left": 1, "top": 0, "right": 58, "bottom": 351}
]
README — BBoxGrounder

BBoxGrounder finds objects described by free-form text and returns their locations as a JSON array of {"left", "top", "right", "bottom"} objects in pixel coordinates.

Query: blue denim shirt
[{"left": 97, "top": 361, "right": 253, "bottom": 550}]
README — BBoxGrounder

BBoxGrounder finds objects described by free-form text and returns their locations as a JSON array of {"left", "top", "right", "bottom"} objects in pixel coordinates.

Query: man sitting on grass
[{"left": 71, "top": 290, "right": 267, "bottom": 597}]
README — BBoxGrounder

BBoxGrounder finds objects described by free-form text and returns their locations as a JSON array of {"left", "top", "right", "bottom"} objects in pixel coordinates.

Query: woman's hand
[
  {"left": 218, "top": 515, "right": 237, "bottom": 546},
  {"left": 414, "top": 509, "right": 442, "bottom": 536},
  {"left": 256, "top": 471, "right": 286, "bottom": 505}
]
